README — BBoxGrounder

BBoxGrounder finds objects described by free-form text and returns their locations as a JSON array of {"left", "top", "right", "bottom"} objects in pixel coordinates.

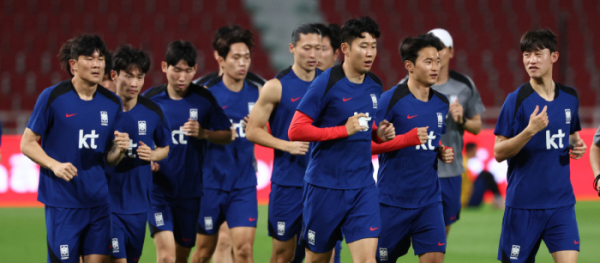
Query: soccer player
[
  {"left": 374, "top": 33, "right": 454, "bottom": 263},
  {"left": 590, "top": 128, "right": 600, "bottom": 197},
  {"left": 143, "top": 40, "right": 233, "bottom": 263},
  {"left": 288, "top": 16, "right": 395, "bottom": 263},
  {"left": 313, "top": 23, "right": 341, "bottom": 71},
  {"left": 246, "top": 23, "right": 322, "bottom": 263},
  {"left": 101, "top": 50, "right": 116, "bottom": 93},
  {"left": 193, "top": 25, "right": 266, "bottom": 88},
  {"left": 494, "top": 29, "right": 586, "bottom": 263},
  {"left": 21, "top": 34, "right": 130, "bottom": 263},
  {"left": 106, "top": 46, "right": 171, "bottom": 263},
  {"left": 191, "top": 26, "right": 259, "bottom": 263}
]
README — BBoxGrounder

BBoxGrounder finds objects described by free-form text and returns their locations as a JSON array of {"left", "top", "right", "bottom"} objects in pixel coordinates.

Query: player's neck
[
  {"left": 222, "top": 73, "right": 244, "bottom": 92},
  {"left": 407, "top": 77, "right": 431, "bottom": 102},
  {"left": 292, "top": 63, "right": 316, "bottom": 82},
  {"left": 166, "top": 83, "right": 188, "bottom": 100},
  {"left": 121, "top": 95, "right": 138, "bottom": 112},
  {"left": 342, "top": 62, "right": 365, "bottom": 84},
  {"left": 436, "top": 66, "right": 450, "bottom": 85},
  {"left": 529, "top": 76, "right": 555, "bottom": 101},
  {"left": 71, "top": 77, "right": 97, "bottom": 101}
]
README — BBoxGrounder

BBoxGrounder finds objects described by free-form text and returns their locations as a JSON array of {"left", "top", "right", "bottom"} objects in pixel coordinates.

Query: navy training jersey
[
  {"left": 269, "top": 66, "right": 322, "bottom": 187},
  {"left": 494, "top": 82, "right": 581, "bottom": 209},
  {"left": 296, "top": 65, "right": 383, "bottom": 189},
  {"left": 376, "top": 84, "right": 449, "bottom": 208},
  {"left": 194, "top": 71, "right": 266, "bottom": 88},
  {"left": 106, "top": 96, "right": 171, "bottom": 214},
  {"left": 27, "top": 80, "right": 123, "bottom": 208},
  {"left": 142, "top": 84, "right": 231, "bottom": 198},
  {"left": 203, "top": 76, "right": 260, "bottom": 191}
]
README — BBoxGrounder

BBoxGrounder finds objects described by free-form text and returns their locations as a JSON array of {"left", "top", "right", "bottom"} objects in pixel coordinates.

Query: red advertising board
[{"left": 0, "top": 129, "right": 598, "bottom": 207}]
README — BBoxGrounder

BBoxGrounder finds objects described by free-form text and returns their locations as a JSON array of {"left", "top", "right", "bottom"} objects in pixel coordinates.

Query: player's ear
[
  {"left": 69, "top": 59, "right": 78, "bottom": 72},
  {"left": 213, "top": 50, "right": 220, "bottom": 62},
  {"left": 289, "top": 43, "right": 295, "bottom": 54},
  {"left": 341, "top": 42, "right": 350, "bottom": 56},
  {"left": 193, "top": 63, "right": 198, "bottom": 73},
  {"left": 161, "top": 61, "right": 168, "bottom": 73},
  {"left": 404, "top": 60, "right": 413, "bottom": 72},
  {"left": 449, "top": 47, "right": 455, "bottom": 59},
  {"left": 551, "top": 51, "right": 559, "bottom": 63},
  {"left": 110, "top": 70, "right": 118, "bottom": 81}
]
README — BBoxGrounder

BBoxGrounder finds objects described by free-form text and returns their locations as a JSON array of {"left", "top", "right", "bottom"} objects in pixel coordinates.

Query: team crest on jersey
[
  {"left": 248, "top": 102, "right": 255, "bottom": 114},
  {"left": 565, "top": 109, "right": 571, "bottom": 124},
  {"left": 205, "top": 217, "right": 213, "bottom": 230},
  {"left": 510, "top": 245, "right": 520, "bottom": 260},
  {"left": 437, "top": 112, "right": 443, "bottom": 127},
  {"left": 101, "top": 111, "right": 108, "bottom": 126},
  {"left": 379, "top": 248, "right": 388, "bottom": 261},
  {"left": 60, "top": 245, "right": 69, "bottom": 260},
  {"left": 370, "top": 94, "right": 378, "bottom": 108},
  {"left": 138, "top": 121, "right": 147, "bottom": 135},
  {"left": 190, "top": 108, "right": 198, "bottom": 120},
  {"left": 154, "top": 212, "right": 164, "bottom": 226},
  {"left": 112, "top": 238, "right": 119, "bottom": 253},
  {"left": 308, "top": 230, "right": 316, "bottom": 245},
  {"left": 277, "top": 221, "right": 285, "bottom": 236}
]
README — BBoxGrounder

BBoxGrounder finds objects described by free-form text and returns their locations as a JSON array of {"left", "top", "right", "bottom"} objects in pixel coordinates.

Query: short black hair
[
  {"left": 58, "top": 38, "right": 75, "bottom": 77},
  {"left": 399, "top": 33, "right": 443, "bottom": 65},
  {"left": 112, "top": 45, "right": 151, "bottom": 74},
  {"left": 291, "top": 23, "right": 322, "bottom": 46},
  {"left": 520, "top": 29, "right": 558, "bottom": 53},
  {"left": 313, "top": 23, "right": 341, "bottom": 51},
  {"left": 466, "top": 142, "right": 477, "bottom": 152},
  {"left": 165, "top": 40, "right": 197, "bottom": 67},
  {"left": 340, "top": 16, "right": 380, "bottom": 45},
  {"left": 104, "top": 50, "right": 113, "bottom": 76},
  {"left": 214, "top": 25, "right": 254, "bottom": 58},
  {"left": 212, "top": 25, "right": 241, "bottom": 51},
  {"left": 69, "top": 34, "right": 109, "bottom": 61}
]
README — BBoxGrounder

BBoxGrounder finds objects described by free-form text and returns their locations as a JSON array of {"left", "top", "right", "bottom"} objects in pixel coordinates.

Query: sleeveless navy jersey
[
  {"left": 375, "top": 84, "right": 449, "bottom": 208},
  {"left": 269, "top": 66, "right": 322, "bottom": 187},
  {"left": 494, "top": 82, "right": 581, "bottom": 209},
  {"left": 296, "top": 65, "right": 383, "bottom": 189},
  {"left": 106, "top": 96, "right": 171, "bottom": 214},
  {"left": 142, "top": 84, "right": 231, "bottom": 198},
  {"left": 27, "top": 80, "right": 123, "bottom": 208},
  {"left": 203, "top": 76, "right": 260, "bottom": 191}
]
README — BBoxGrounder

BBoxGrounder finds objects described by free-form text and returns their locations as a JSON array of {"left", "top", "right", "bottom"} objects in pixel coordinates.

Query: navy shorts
[
  {"left": 111, "top": 212, "right": 147, "bottom": 261},
  {"left": 300, "top": 183, "right": 380, "bottom": 253},
  {"left": 440, "top": 176, "right": 462, "bottom": 226},
  {"left": 377, "top": 202, "right": 446, "bottom": 262},
  {"left": 498, "top": 204, "right": 580, "bottom": 262},
  {"left": 148, "top": 192, "right": 201, "bottom": 248},
  {"left": 197, "top": 186, "right": 258, "bottom": 235},
  {"left": 45, "top": 204, "right": 111, "bottom": 262},
  {"left": 268, "top": 183, "right": 304, "bottom": 241}
]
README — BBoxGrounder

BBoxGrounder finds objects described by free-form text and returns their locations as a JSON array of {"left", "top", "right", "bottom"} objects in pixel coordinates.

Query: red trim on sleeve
[
  {"left": 288, "top": 111, "right": 348, "bottom": 142},
  {"left": 371, "top": 128, "right": 422, "bottom": 155},
  {"left": 371, "top": 122, "right": 384, "bottom": 143}
]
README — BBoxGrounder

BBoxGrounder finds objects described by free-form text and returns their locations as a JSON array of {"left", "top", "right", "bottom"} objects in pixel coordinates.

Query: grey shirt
[
  {"left": 594, "top": 126, "right": 600, "bottom": 146},
  {"left": 400, "top": 70, "right": 485, "bottom": 177}
]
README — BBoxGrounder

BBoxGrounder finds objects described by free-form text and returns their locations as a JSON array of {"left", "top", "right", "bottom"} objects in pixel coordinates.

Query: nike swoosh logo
[
  {"left": 291, "top": 97, "right": 301, "bottom": 102},
  {"left": 66, "top": 113, "right": 77, "bottom": 118},
  {"left": 343, "top": 98, "right": 352, "bottom": 102},
  {"left": 222, "top": 106, "right": 228, "bottom": 109},
  {"left": 407, "top": 114, "right": 417, "bottom": 119},
  {"left": 370, "top": 227, "right": 379, "bottom": 231},
  {"left": 249, "top": 217, "right": 257, "bottom": 222},
  {"left": 182, "top": 238, "right": 192, "bottom": 242},
  {"left": 438, "top": 242, "right": 446, "bottom": 246},
  {"left": 574, "top": 240, "right": 580, "bottom": 244}
]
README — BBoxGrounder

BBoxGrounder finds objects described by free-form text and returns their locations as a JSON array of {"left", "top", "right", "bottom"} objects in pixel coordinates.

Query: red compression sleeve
[
  {"left": 371, "top": 128, "right": 422, "bottom": 155},
  {"left": 371, "top": 122, "right": 384, "bottom": 143},
  {"left": 288, "top": 111, "right": 348, "bottom": 142}
]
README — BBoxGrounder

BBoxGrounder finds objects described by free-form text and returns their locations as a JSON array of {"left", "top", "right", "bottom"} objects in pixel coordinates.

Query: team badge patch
[
  {"left": 437, "top": 112, "right": 443, "bottom": 127},
  {"left": 101, "top": 111, "right": 108, "bottom": 126},
  {"left": 370, "top": 94, "right": 378, "bottom": 108},
  {"left": 60, "top": 245, "right": 69, "bottom": 260},
  {"left": 248, "top": 102, "right": 255, "bottom": 114},
  {"left": 308, "top": 230, "right": 316, "bottom": 245},
  {"left": 277, "top": 221, "right": 285, "bottom": 236},
  {"left": 565, "top": 109, "right": 571, "bottom": 124},
  {"left": 112, "top": 238, "right": 119, "bottom": 253},
  {"left": 138, "top": 121, "right": 147, "bottom": 135},
  {"left": 190, "top": 108, "right": 198, "bottom": 121},
  {"left": 205, "top": 217, "right": 213, "bottom": 230},
  {"left": 379, "top": 248, "right": 388, "bottom": 261},
  {"left": 154, "top": 212, "right": 164, "bottom": 226},
  {"left": 510, "top": 245, "right": 520, "bottom": 260}
]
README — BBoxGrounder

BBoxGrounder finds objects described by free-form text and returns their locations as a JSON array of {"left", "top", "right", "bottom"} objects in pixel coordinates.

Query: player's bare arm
[
  {"left": 137, "top": 142, "right": 170, "bottom": 162},
  {"left": 21, "top": 128, "right": 78, "bottom": 181},
  {"left": 568, "top": 132, "right": 586, "bottom": 160},
  {"left": 450, "top": 100, "right": 482, "bottom": 135},
  {"left": 495, "top": 105, "right": 548, "bottom": 162},
  {"left": 106, "top": 131, "right": 130, "bottom": 166},
  {"left": 183, "top": 118, "right": 232, "bottom": 145},
  {"left": 246, "top": 79, "right": 309, "bottom": 155},
  {"left": 593, "top": 143, "right": 600, "bottom": 195}
]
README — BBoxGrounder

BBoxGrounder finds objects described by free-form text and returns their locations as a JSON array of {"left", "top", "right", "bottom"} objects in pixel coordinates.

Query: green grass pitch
[{"left": 1, "top": 201, "right": 598, "bottom": 262}]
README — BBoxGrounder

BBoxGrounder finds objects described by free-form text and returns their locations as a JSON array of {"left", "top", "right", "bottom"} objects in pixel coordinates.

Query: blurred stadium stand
[{"left": 1, "top": 0, "right": 599, "bottom": 133}]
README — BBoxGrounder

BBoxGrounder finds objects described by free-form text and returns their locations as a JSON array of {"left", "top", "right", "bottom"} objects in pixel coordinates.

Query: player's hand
[
  {"left": 137, "top": 141, "right": 153, "bottom": 162},
  {"left": 569, "top": 139, "right": 586, "bottom": 160},
  {"left": 241, "top": 116, "right": 250, "bottom": 131},
  {"left": 183, "top": 119, "right": 205, "bottom": 139},
  {"left": 377, "top": 120, "right": 395, "bottom": 142},
  {"left": 230, "top": 126, "right": 237, "bottom": 141},
  {"left": 51, "top": 162, "right": 78, "bottom": 182},
  {"left": 114, "top": 131, "right": 130, "bottom": 153},
  {"left": 526, "top": 106, "right": 548, "bottom": 135},
  {"left": 417, "top": 126, "right": 429, "bottom": 144},
  {"left": 286, "top": 141, "right": 310, "bottom": 155},
  {"left": 345, "top": 113, "right": 369, "bottom": 136},
  {"left": 449, "top": 100, "right": 464, "bottom": 124},
  {"left": 151, "top": 161, "right": 160, "bottom": 172},
  {"left": 439, "top": 145, "right": 454, "bottom": 164}
]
